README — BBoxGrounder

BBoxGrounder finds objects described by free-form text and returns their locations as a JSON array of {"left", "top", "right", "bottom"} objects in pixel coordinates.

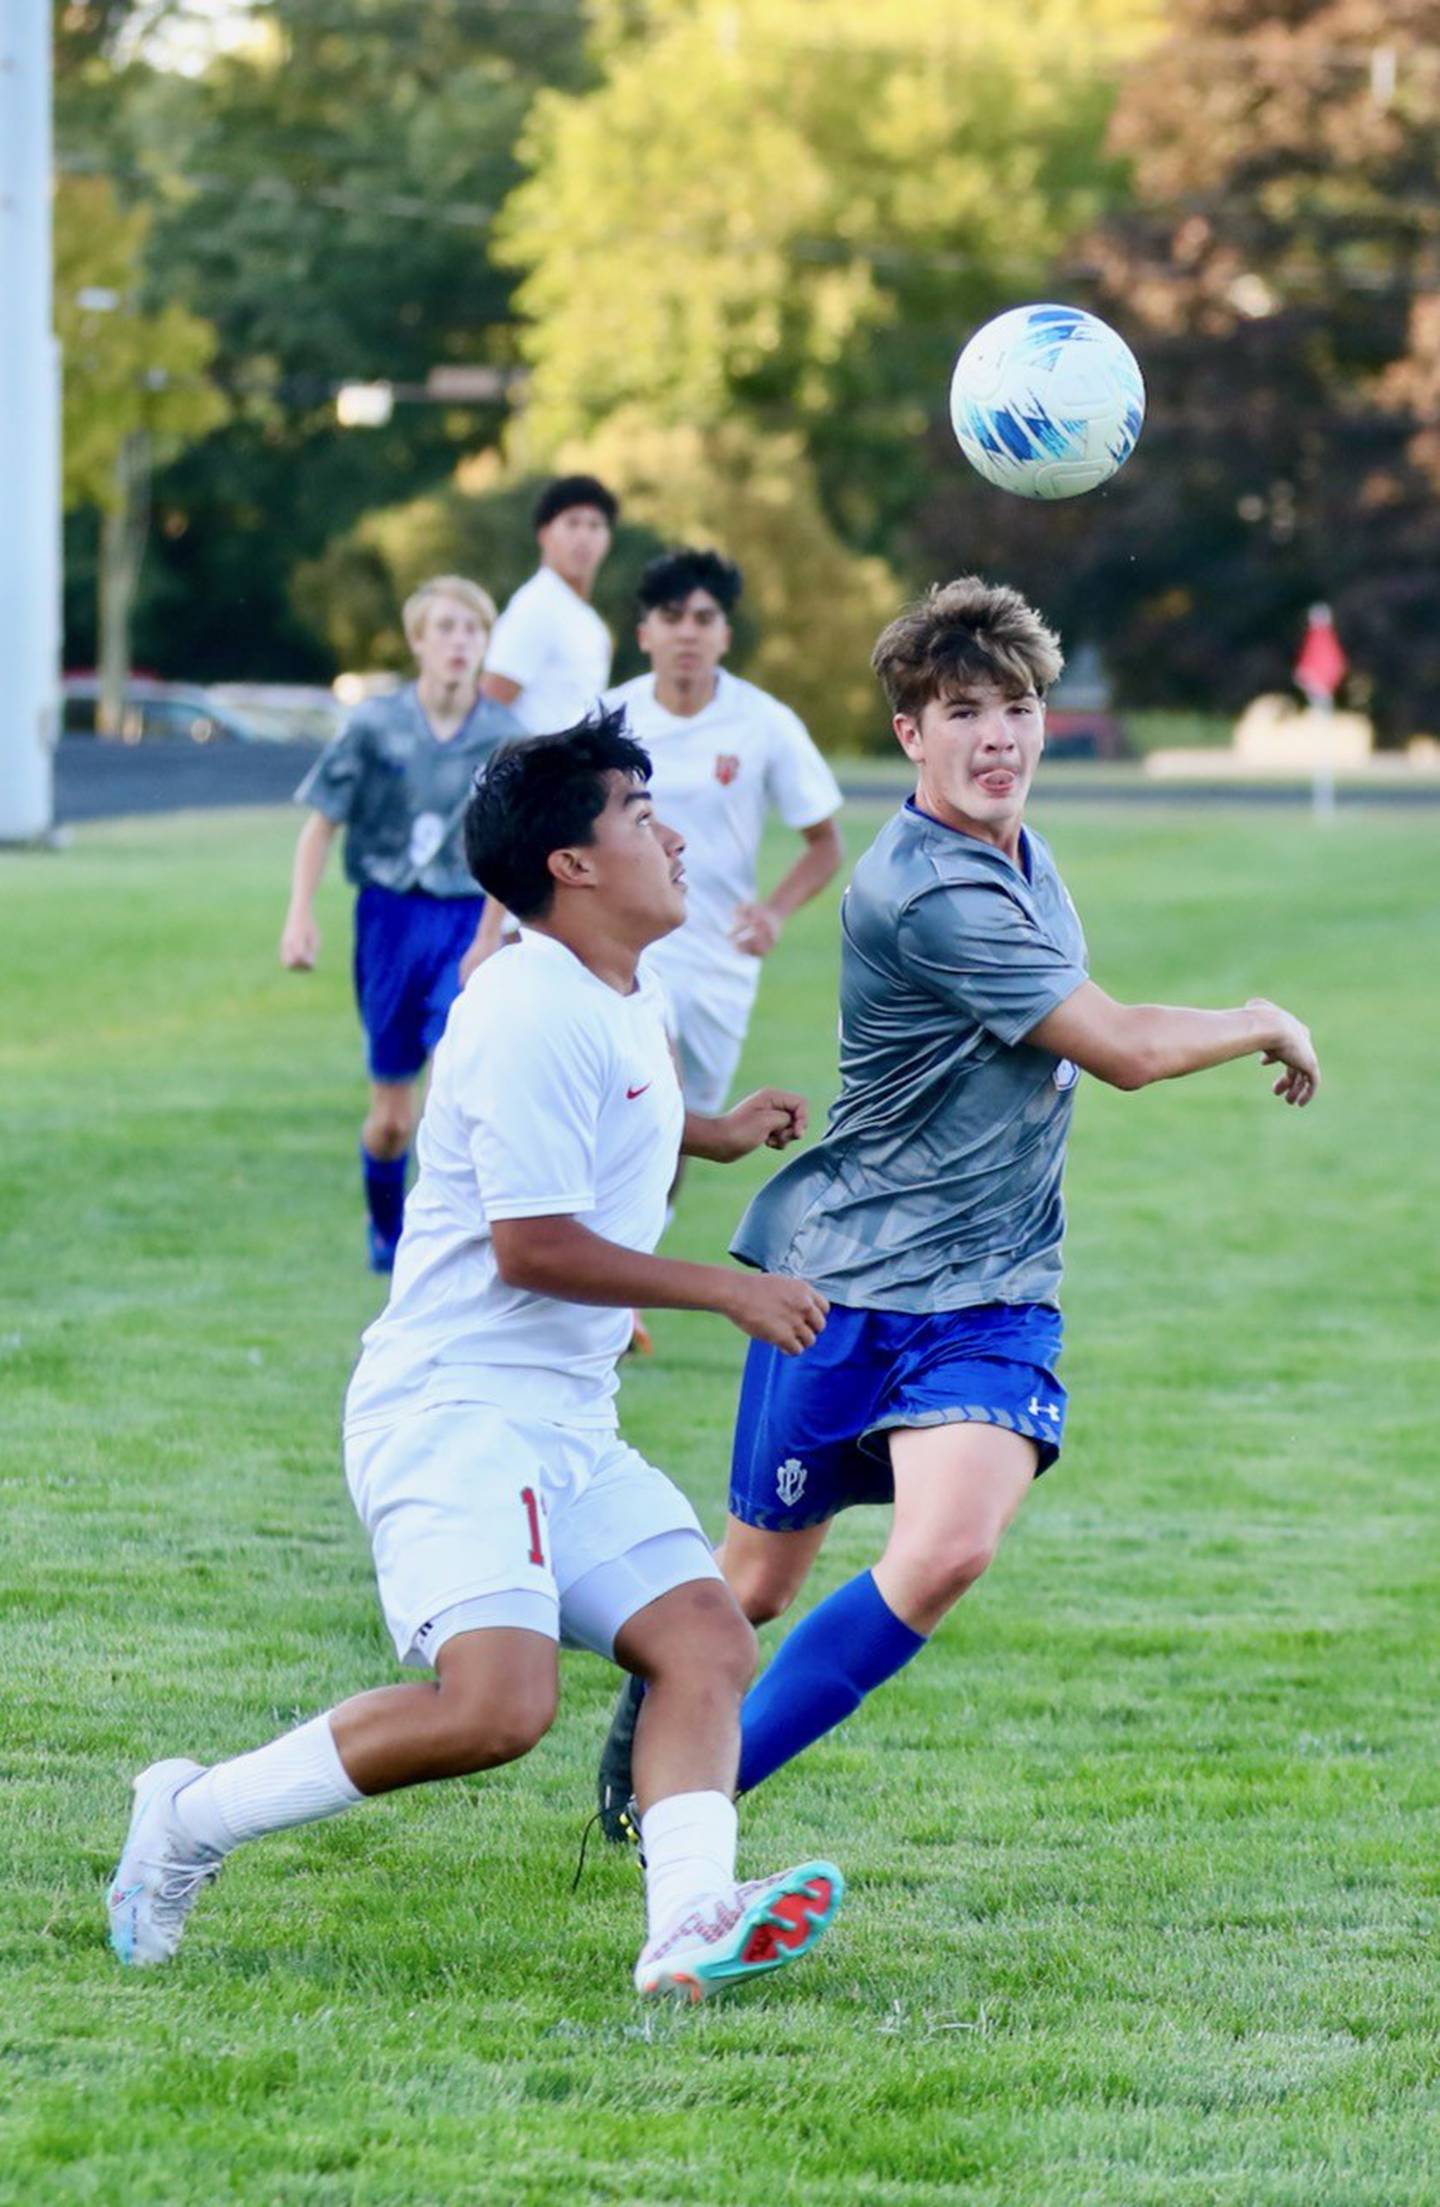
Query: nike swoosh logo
[{"left": 626, "top": 1084, "right": 651, "bottom": 1100}]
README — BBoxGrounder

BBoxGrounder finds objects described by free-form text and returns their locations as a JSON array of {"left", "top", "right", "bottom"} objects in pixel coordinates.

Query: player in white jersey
[
  {"left": 107, "top": 710, "right": 844, "bottom": 2001},
  {"left": 480, "top": 473, "right": 617, "bottom": 735},
  {"left": 607, "top": 549, "right": 844, "bottom": 1115}
]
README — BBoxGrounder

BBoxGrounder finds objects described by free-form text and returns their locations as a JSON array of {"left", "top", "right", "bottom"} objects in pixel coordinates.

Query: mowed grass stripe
[{"left": 1, "top": 801, "right": 1436, "bottom": 2205}]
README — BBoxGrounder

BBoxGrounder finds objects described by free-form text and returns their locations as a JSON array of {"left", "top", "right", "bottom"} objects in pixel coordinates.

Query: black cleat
[{"left": 597, "top": 1671, "right": 646, "bottom": 1843}]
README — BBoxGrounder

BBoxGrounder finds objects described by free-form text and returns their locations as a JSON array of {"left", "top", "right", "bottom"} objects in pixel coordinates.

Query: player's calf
[
  {"left": 331, "top": 1632, "right": 558, "bottom": 1793},
  {"left": 619, "top": 1578, "right": 756, "bottom": 1811}
]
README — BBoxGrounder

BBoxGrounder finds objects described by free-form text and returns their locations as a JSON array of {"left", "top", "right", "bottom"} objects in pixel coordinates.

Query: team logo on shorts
[
  {"left": 1053, "top": 1057, "right": 1079, "bottom": 1091},
  {"left": 713, "top": 753, "right": 741, "bottom": 786},
  {"left": 776, "top": 1456, "right": 808, "bottom": 1507}
]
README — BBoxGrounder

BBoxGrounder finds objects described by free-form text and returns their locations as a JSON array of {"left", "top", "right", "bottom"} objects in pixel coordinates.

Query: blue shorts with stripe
[
  {"left": 352, "top": 883, "right": 484, "bottom": 1083},
  {"left": 729, "top": 1300, "right": 1066, "bottom": 1532}
]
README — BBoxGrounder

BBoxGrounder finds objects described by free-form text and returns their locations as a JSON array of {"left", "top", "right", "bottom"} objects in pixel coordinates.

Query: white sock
[
  {"left": 171, "top": 1714, "right": 363, "bottom": 1855},
  {"left": 641, "top": 1790, "right": 738, "bottom": 1942}
]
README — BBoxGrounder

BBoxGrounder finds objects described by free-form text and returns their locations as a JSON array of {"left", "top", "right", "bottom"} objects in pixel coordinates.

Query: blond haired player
[{"left": 280, "top": 576, "right": 521, "bottom": 1271}]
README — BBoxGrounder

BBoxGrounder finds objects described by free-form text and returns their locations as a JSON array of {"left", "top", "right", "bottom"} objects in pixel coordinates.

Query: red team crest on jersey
[{"left": 713, "top": 753, "right": 741, "bottom": 786}]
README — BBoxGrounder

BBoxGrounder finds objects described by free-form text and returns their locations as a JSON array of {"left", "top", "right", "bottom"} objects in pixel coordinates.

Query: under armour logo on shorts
[{"left": 776, "top": 1457, "right": 808, "bottom": 1506}]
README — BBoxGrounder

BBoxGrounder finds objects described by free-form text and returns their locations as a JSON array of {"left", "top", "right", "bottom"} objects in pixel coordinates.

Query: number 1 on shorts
[{"left": 520, "top": 1486, "right": 545, "bottom": 1567}]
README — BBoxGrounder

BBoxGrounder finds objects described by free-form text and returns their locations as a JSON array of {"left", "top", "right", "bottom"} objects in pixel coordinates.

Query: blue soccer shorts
[
  {"left": 352, "top": 884, "right": 485, "bottom": 1083},
  {"left": 729, "top": 1300, "right": 1066, "bottom": 1532}
]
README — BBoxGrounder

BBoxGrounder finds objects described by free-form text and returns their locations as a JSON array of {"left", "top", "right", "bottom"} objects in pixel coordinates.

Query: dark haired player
[
  {"left": 108, "top": 710, "right": 842, "bottom": 2001},
  {"left": 606, "top": 548, "right": 843, "bottom": 1119},
  {"left": 480, "top": 474, "right": 619, "bottom": 734},
  {"left": 598, "top": 576, "right": 1320, "bottom": 1834}
]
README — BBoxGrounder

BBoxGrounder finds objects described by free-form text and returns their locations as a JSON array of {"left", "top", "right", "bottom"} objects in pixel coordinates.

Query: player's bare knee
[
  {"left": 685, "top": 1585, "right": 758, "bottom": 1691},
  {"left": 713, "top": 1606, "right": 759, "bottom": 1693},
  {"left": 636, "top": 1580, "right": 757, "bottom": 1693},
  {"left": 445, "top": 1687, "right": 555, "bottom": 1772},
  {"left": 364, "top": 1110, "right": 412, "bottom": 1161},
  {"left": 431, "top": 1664, "right": 557, "bottom": 1772},
  {"left": 924, "top": 1530, "right": 1002, "bottom": 1605},
  {"left": 729, "top": 1559, "right": 805, "bottom": 1628}
]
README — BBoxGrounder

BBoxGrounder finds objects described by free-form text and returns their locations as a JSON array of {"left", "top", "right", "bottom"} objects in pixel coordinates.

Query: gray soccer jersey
[
  {"left": 295, "top": 687, "right": 520, "bottom": 898},
  {"left": 731, "top": 801, "right": 1089, "bottom": 1310}
]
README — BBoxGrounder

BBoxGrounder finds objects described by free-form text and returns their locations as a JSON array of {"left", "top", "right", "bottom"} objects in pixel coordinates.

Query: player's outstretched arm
[
  {"left": 1028, "top": 982, "right": 1319, "bottom": 1105},
  {"left": 490, "top": 1215, "right": 828, "bottom": 1354},
  {"left": 279, "top": 812, "right": 339, "bottom": 970},
  {"left": 683, "top": 1088, "right": 809, "bottom": 1163}
]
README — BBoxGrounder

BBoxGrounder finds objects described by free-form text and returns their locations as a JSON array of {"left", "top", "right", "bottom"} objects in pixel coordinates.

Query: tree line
[{"left": 57, "top": 0, "right": 1440, "bottom": 746}]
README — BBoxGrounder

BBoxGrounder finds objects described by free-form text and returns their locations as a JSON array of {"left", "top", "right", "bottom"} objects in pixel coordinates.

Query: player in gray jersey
[
  {"left": 280, "top": 576, "right": 520, "bottom": 1272},
  {"left": 598, "top": 574, "right": 1319, "bottom": 1835}
]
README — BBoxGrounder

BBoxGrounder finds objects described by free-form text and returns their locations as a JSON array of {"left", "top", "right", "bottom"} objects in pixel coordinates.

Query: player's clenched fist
[
  {"left": 279, "top": 915, "right": 320, "bottom": 970},
  {"left": 723, "top": 1273, "right": 829, "bottom": 1355},
  {"left": 730, "top": 1088, "right": 809, "bottom": 1154}
]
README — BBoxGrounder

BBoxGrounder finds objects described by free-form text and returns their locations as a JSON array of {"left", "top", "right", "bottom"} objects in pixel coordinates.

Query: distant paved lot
[
  {"left": 51, "top": 737, "right": 1440, "bottom": 822},
  {"left": 53, "top": 739, "right": 318, "bottom": 824}
]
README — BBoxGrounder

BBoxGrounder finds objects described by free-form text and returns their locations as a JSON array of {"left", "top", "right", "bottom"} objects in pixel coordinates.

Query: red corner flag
[{"left": 1294, "top": 604, "right": 1347, "bottom": 704}]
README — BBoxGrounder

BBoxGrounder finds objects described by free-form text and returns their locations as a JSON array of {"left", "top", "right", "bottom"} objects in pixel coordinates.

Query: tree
[
  {"left": 498, "top": 0, "right": 1155, "bottom": 555},
  {"left": 292, "top": 453, "right": 669, "bottom": 686},
  {"left": 297, "top": 428, "right": 901, "bottom": 750},
  {"left": 54, "top": 175, "right": 227, "bottom": 724},
  {"left": 1022, "top": 0, "right": 1440, "bottom": 733},
  {"left": 558, "top": 414, "right": 901, "bottom": 748},
  {"left": 55, "top": 0, "right": 589, "bottom": 679}
]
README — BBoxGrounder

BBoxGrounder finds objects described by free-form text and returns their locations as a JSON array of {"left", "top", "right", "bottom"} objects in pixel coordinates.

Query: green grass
[
  {"left": 2, "top": 800, "right": 1437, "bottom": 2206},
  {"left": 1122, "top": 710, "right": 1235, "bottom": 755}
]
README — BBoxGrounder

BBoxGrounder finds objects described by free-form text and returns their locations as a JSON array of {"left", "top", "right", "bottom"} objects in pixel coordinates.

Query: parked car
[
  {"left": 60, "top": 677, "right": 258, "bottom": 746},
  {"left": 205, "top": 683, "right": 346, "bottom": 745}
]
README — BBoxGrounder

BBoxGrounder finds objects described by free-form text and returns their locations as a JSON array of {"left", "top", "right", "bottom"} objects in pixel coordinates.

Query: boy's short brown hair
[
  {"left": 871, "top": 577, "right": 1064, "bottom": 719},
  {"left": 402, "top": 574, "right": 498, "bottom": 649}
]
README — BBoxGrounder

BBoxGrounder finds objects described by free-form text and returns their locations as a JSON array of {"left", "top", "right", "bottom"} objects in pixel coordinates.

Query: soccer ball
[{"left": 949, "top": 304, "right": 1145, "bottom": 500}]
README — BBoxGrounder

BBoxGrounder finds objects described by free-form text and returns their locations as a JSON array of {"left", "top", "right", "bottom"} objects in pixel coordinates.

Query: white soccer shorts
[
  {"left": 344, "top": 1404, "right": 720, "bottom": 1667},
  {"left": 663, "top": 979, "right": 748, "bottom": 1117}
]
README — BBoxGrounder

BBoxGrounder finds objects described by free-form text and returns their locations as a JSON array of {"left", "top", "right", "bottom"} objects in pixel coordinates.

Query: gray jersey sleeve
[
  {"left": 897, "top": 878, "right": 1087, "bottom": 1048},
  {"left": 293, "top": 712, "right": 372, "bottom": 822}
]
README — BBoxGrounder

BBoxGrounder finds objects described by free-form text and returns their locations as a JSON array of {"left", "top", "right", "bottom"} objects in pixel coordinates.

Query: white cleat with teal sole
[
  {"left": 634, "top": 1860, "right": 844, "bottom": 2001},
  {"left": 107, "top": 1758, "right": 223, "bottom": 1967}
]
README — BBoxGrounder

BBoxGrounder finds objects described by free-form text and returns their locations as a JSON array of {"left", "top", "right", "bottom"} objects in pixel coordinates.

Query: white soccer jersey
[
  {"left": 485, "top": 565, "right": 612, "bottom": 735},
  {"left": 606, "top": 669, "right": 842, "bottom": 1041},
  {"left": 345, "top": 930, "right": 683, "bottom": 1432}
]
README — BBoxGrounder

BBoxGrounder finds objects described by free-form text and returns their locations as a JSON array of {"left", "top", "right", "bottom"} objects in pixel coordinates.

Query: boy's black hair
[
  {"left": 463, "top": 706, "right": 652, "bottom": 921},
  {"left": 636, "top": 546, "right": 743, "bottom": 616},
  {"left": 532, "top": 473, "right": 620, "bottom": 532}
]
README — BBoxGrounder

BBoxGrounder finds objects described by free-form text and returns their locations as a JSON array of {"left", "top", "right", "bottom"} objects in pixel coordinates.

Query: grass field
[{"left": 3, "top": 798, "right": 1438, "bottom": 2206}]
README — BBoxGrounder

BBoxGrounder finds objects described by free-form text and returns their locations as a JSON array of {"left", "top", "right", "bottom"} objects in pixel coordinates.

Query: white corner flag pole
[{"left": 0, "top": 0, "right": 59, "bottom": 844}]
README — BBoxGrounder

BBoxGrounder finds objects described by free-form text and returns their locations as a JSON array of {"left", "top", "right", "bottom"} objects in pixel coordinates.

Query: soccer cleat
[
  {"left": 597, "top": 1671, "right": 646, "bottom": 1843},
  {"left": 367, "top": 1224, "right": 399, "bottom": 1275},
  {"left": 634, "top": 1860, "right": 844, "bottom": 2001},
  {"left": 107, "top": 1758, "right": 224, "bottom": 1967}
]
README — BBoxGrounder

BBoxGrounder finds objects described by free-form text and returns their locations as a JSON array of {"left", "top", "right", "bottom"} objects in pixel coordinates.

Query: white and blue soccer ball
[{"left": 949, "top": 304, "right": 1145, "bottom": 501}]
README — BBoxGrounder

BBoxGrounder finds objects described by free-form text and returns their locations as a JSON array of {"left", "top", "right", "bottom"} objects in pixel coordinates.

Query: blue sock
[
  {"left": 738, "top": 1569, "right": 927, "bottom": 1794},
  {"left": 361, "top": 1146, "right": 408, "bottom": 1251}
]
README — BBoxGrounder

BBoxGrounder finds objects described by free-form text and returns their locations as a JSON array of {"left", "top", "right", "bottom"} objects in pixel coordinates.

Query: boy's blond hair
[
  {"left": 402, "top": 574, "right": 498, "bottom": 649},
  {"left": 871, "top": 577, "right": 1064, "bottom": 719}
]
